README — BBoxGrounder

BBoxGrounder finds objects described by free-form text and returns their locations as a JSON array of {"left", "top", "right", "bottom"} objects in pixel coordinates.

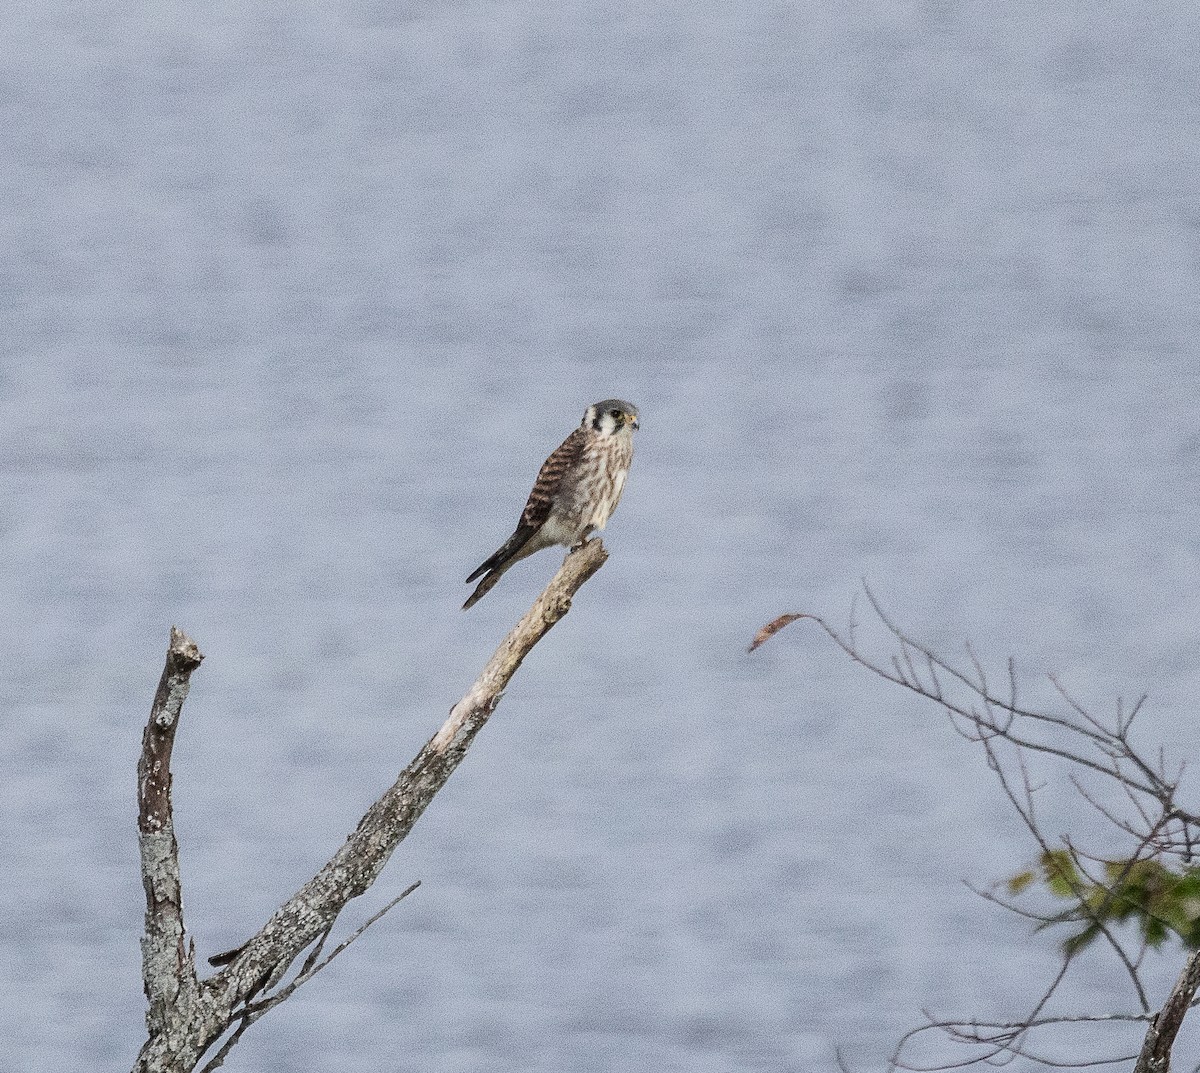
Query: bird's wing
[
  {"left": 518, "top": 426, "right": 589, "bottom": 531},
  {"left": 463, "top": 427, "right": 589, "bottom": 588}
]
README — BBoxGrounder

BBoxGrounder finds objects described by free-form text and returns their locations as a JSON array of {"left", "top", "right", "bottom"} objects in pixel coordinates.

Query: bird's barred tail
[
  {"left": 463, "top": 526, "right": 532, "bottom": 609},
  {"left": 462, "top": 569, "right": 504, "bottom": 610}
]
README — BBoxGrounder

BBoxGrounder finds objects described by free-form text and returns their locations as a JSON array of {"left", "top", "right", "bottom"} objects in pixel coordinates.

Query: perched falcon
[{"left": 464, "top": 399, "right": 640, "bottom": 609}]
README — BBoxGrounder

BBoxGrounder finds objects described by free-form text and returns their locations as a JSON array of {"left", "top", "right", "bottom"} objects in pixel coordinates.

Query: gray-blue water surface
[{"left": 4, "top": 2, "right": 1200, "bottom": 1069}]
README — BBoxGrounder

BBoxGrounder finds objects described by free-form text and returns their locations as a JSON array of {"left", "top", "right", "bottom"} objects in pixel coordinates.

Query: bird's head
[{"left": 585, "top": 399, "right": 640, "bottom": 436}]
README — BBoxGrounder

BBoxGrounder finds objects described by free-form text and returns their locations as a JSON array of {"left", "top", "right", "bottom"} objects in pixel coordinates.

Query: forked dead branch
[
  {"left": 133, "top": 539, "right": 609, "bottom": 1073},
  {"left": 754, "top": 589, "right": 1200, "bottom": 1073}
]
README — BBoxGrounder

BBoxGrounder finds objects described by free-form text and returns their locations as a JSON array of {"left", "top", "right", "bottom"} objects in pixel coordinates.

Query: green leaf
[
  {"left": 1007, "top": 870, "right": 1036, "bottom": 895},
  {"left": 1062, "top": 923, "right": 1101, "bottom": 955},
  {"left": 1141, "top": 916, "right": 1169, "bottom": 948},
  {"left": 1173, "top": 871, "right": 1200, "bottom": 898},
  {"left": 1041, "top": 850, "right": 1081, "bottom": 898}
]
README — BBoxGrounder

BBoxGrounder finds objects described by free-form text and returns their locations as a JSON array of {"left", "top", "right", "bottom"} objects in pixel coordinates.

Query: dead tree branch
[
  {"left": 137, "top": 627, "right": 205, "bottom": 1060},
  {"left": 1133, "top": 951, "right": 1200, "bottom": 1073},
  {"left": 133, "top": 539, "right": 609, "bottom": 1073}
]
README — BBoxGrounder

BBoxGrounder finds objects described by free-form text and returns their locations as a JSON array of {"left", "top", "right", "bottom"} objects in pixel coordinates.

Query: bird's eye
[{"left": 610, "top": 409, "right": 622, "bottom": 418}]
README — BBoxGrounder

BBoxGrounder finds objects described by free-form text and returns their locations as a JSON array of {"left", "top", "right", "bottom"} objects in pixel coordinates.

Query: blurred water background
[{"left": 3, "top": 2, "right": 1200, "bottom": 1070}]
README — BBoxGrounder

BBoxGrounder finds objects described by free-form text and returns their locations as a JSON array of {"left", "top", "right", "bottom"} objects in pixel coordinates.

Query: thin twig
[{"left": 245, "top": 882, "right": 422, "bottom": 1016}]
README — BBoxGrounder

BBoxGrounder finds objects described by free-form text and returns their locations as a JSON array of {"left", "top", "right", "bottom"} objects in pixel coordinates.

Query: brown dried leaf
[{"left": 748, "top": 613, "right": 806, "bottom": 652}]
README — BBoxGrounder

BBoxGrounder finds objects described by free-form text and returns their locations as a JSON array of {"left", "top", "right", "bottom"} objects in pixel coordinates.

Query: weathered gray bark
[
  {"left": 136, "top": 627, "right": 206, "bottom": 1068},
  {"left": 133, "top": 539, "right": 609, "bottom": 1073},
  {"left": 1133, "top": 950, "right": 1200, "bottom": 1073}
]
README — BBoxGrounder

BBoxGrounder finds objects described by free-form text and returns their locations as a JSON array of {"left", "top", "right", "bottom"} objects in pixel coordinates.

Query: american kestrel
[{"left": 464, "top": 398, "right": 640, "bottom": 609}]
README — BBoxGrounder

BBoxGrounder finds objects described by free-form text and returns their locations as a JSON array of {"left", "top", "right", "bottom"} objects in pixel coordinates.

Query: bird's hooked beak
[{"left": 627, "top": 414, "right": 639, "bottom": 430}]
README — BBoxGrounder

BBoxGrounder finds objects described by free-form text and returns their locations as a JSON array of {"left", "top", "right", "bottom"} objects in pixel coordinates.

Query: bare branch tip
[
  {"left": 748, "top": 612, "right": 811, "bottom": 652},
  {"left": 168, "top": 626, "right": 204, "bottom": 667},
  {"left": 565, "top": 537, "right": 608, "bottom": 571}
]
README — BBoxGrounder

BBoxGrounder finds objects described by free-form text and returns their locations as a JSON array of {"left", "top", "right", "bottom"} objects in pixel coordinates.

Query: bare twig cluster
[
  {"left": 133, "top": 540, "right": 609, "bottom": 1073},
  {"left": 753, "top": 589, "right": 1200, "bottom": 1073}
]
